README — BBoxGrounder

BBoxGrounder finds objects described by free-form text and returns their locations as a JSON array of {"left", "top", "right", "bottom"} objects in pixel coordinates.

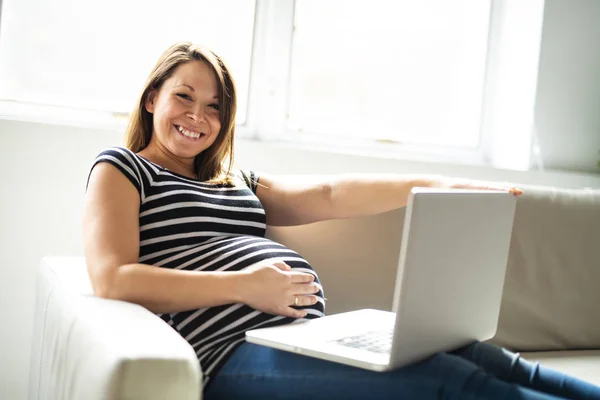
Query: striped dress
[{"left": 91, "top": 147, "right": 325, "bottom": 386}]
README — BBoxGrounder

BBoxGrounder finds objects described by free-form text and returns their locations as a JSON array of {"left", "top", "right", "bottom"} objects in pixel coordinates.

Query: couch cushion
[
  {"left": 522, "top": 350, "right": 600, "bottom": 387},
  {"left": 491, "top": 186, "right": 600, "bottom": 351}
]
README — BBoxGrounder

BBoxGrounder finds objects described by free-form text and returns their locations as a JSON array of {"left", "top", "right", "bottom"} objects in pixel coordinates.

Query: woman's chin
[
  {"left": 174, "top": 147, "right": 204, "bottom": 159},
  {"left": 168, "top": 140, "right": 207, "bottom": 158}
]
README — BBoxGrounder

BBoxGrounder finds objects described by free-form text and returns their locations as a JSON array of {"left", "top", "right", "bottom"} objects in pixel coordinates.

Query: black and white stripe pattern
[{"left": 91, "top": 147, "right": 325, "bottom": 387}]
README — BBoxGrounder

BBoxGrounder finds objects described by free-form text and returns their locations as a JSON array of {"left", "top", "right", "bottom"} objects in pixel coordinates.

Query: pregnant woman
[{"left": 83, "top": 42, "right": 599, "bottom": 400}]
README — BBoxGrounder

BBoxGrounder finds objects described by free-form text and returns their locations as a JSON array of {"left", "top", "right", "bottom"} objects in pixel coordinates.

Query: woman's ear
[{"left": 145, "top": 90, "right": 157, "bottom": 114}]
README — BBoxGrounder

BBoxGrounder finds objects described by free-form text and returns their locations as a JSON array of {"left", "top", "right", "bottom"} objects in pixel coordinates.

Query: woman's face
[{"left": 145, "top": 60, "right": 222, "bottom": 160}]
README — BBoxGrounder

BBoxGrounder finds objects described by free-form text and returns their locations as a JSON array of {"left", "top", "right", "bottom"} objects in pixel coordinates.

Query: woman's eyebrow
[
  {"left": 172, "top": 84, "right": 218, "bottom": 99},
  {"left": 173, "top": 84, "right": 195, "bottom": 92}
]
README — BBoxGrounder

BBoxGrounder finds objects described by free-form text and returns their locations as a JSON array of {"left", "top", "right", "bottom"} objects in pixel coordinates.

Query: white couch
[{"left": 29, "top": 184, "right": 600, "bottom": 399}]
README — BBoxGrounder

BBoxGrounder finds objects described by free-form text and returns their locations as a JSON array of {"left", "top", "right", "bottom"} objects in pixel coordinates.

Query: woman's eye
[
  {"left": 209, "top": 104, "right": 220, "bottom": 111},
  {"left": 176, "top": 93, "right": 192, "bottom": 101}
]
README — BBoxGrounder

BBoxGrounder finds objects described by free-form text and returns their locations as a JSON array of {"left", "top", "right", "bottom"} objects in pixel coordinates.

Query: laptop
[{"left": 246, "top": 187, "right": 517, "bottom": 371}]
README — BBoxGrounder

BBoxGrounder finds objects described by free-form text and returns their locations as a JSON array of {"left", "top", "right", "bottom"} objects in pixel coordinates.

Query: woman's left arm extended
[{"left": 256, "top": 173, "right": 522, "bottom": 227}]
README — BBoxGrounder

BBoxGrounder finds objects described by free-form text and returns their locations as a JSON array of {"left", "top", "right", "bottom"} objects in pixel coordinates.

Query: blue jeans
[{"left": 204, "top": 342, "right": 600, "bottom": 400}]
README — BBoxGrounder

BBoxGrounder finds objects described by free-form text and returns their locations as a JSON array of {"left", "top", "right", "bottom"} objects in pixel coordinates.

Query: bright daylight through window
[
  {"left": 288, "top": 0, "right": 491, "bottom": 148},
  {"left": 0, "top": 0, "right": 492, "bottom": 153},
  {"left": 0, "top": 0, "right": 255, "bottom": 124}
]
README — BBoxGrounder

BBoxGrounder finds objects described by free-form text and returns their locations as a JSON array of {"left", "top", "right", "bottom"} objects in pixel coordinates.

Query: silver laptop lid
[{"left": 390, "top": 187, "right": 517, "bottom": 366}]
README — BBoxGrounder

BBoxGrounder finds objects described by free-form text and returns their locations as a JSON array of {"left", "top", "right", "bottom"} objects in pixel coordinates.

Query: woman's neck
[{"left": 138, "top": 142, "right": 196, "bottom": 179}]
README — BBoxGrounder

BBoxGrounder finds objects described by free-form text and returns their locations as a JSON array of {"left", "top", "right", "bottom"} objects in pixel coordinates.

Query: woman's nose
[{"left": 187, "top": 107, "right": 205, "bottom": 123}]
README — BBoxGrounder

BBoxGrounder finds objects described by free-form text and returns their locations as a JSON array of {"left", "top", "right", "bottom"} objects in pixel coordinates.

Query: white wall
[
  {"left": 1, "top": 117, "right": 600, "bottom": 398},
  {"left": 534, "top": 0, "right": 600, "bottom": 172}
]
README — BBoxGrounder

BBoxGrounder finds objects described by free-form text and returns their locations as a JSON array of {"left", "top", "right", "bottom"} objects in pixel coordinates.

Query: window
[
  {"left": 0, "top": 0, "right": 255, "bottom": 123},
  {"left": 288, "top": 0, "right": 491, "bottom": 148},
  {"left": 0, "top": 0, "right": 542, "bottom": 169}
]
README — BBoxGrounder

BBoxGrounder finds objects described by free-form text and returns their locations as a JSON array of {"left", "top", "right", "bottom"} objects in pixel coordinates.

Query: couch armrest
[{"left": 29, "top": 257, "right": 202, "bottom": 400}]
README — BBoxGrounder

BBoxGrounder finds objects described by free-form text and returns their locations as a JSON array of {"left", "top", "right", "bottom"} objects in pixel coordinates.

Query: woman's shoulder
[
  {"left": 94, "top": 146, "right": 157, "bottom": 171},
  {"left": 237, "top": 169, "right": 260, "bottom": 194},
  {"left": 90, "top": 146, "right": 150, "bottom": 193},
  {"left": 95, "top": 146, "right": 138, "bottom": 161}
]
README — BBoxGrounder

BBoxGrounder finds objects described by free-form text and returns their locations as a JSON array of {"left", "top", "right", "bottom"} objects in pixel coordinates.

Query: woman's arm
[
  {"left": 257, "top": 173, "right": 522, "bottom": 227},
  {"left": 84, "top": 163, "right": 316, "bottom": 317},
  {"left": 83, "top": 163, "right": 245, "bottom": 313}
]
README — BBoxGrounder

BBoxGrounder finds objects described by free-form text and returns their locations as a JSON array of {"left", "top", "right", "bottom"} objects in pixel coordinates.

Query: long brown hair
[{"left": 125, "top": 42, "right": 237, "bottom": 183}]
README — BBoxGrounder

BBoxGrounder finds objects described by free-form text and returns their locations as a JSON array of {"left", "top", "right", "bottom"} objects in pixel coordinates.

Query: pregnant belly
[{"left": 151, "top": 235, "right": 326, "bottom": 351}]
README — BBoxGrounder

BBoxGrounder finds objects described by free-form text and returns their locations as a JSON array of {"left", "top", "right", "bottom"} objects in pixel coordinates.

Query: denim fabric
[{"left": 205, "top": 342, "right": 600, "bottom": 400}]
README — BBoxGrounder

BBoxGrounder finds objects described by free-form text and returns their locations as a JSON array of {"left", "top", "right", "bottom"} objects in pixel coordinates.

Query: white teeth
[{"left": 177, "top": 125, "right": 202, "bottom": 139}]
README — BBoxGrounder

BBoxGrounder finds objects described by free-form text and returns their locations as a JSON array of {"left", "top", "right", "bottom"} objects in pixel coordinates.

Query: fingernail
[{"left": 511, "top": 187, "right": 523, "bottom": 195}]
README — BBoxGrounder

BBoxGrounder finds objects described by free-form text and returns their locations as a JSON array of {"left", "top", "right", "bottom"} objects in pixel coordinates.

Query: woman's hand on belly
[{"left": 237, "top": 261, "right": 321, "bottom": 319}]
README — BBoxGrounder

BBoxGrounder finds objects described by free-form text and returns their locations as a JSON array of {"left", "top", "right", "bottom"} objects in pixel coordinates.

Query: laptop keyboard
[{"left": 331, "top": 329, "right": 393, "bottom": 354}]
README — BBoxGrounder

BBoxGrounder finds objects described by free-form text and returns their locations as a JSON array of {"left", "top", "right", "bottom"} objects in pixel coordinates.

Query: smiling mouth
[{"left": 174, "top": 125, "right": 206, "bottom": 139}]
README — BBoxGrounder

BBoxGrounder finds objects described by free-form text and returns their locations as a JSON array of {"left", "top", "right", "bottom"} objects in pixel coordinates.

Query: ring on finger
[{"left": 294, "top": 296, "right": 299, "bottom": 306}]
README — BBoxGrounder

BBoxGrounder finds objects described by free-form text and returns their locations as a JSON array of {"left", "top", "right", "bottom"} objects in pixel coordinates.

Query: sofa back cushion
[
  {"left": 490, "top": 185, "right": 600, "bottom": 351},
  {"left": 268, "top": 185, "right": 600, "bottom": 352}
]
